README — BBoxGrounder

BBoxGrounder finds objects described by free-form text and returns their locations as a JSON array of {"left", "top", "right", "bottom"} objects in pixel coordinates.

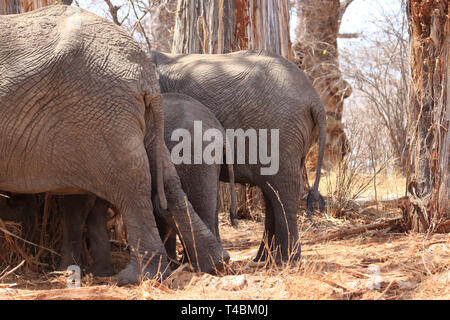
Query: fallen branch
[
  {"left": 4, "top": 286, "right": 130, "bottom": 300},
  {"left": 304, "top": 217, "right": 404, "bottom": 245},
  {"left": 301, "top": 196, "right": 408, "bottom": 212},
  {"left": 354, "top": 196, "right": 408, "bottom": 209},
  {"left": 0, "top": 218, "right": 60, "bottom": 256},
  {"left": 375, "top": 280, "right": 396, "bottom": 300},
  {"left": 311, "top": 276, "right": 349, "bottom": 292}
]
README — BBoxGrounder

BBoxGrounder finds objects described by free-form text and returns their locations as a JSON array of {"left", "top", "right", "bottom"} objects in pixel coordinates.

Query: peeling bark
[
  {"left": 172, "top": 0, "right": 291, "bottom": 58},
  {"left": 0, "top": 1, "right": 71, "bottom": 14},
  {"left": 0, "top": 0, "right": 58, "bottom": 14},
  {"left": 405, "top": 0, "right": 449, "bottom": 232}
]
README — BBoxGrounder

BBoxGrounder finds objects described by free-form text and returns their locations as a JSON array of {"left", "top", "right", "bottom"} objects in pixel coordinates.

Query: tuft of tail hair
[{"left": 306, "top": 189, "right": 325, "bottom": 217}]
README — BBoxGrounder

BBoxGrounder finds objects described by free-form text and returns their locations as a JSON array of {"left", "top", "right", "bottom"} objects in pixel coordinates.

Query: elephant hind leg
[
  {"left": 254, "top": 192, "right": 275, "bottom": 263},
  {"left": 86, "top": 198, "right": 115, "bottom": 277},
  {"left": 59, "top": 194, "right": 94, "bottom": 271},
  {"left": 89, "top": 141, "right": 170, "bottom": 285},
  {"left": 154, "top": 208, "right": 180, "bottom": 270},
  {"left": 254, "top": 185, "right": 301, "bottom": 264}
]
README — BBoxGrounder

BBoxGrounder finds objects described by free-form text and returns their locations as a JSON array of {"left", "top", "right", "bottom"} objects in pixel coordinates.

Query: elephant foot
[
  {"left": 88, "top": 263, "right": 115, "bottom": 277},
  {"left": 253, "top": 241, "right": 301, "bottom": 265},
  {"left": 192, "top": 248, "right": 230, "bottom": 274},
  {"left": 117, "top": 260, "right": 172, "bottom": 286},
  {"left": 117, "top": 264, "right": 139, "bottom": 286}
]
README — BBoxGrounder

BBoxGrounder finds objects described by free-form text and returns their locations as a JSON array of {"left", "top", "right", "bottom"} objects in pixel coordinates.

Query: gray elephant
[
  {"left": 0, "top": 93, "right": 235, "bottom": 277},
  {"left": 153, "top": 93, "right": 237, "bottom": 265},
  {"left": 58, "top": 93, "right": 237, "bottom": 274},
  {"left": 0, "top": 6, "right": 226, "bottom": 284},
  {"left": 150, "top": 50, "right": 327, "bottom": 263}
]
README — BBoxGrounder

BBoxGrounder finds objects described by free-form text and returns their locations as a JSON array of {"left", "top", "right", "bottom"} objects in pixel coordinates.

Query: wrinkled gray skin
[
  {"left": 150, "top": 50, "right": 327, "bottom": 262},
  {"left": 57, "top": 93, "right": 234, "bottom": 275},
  {"left": 62, "top": 93, "right": 235, "bottom": 274},
  {"left": 0, "top": 6, "right": 228, "bottom": 285},
  {"left": 0, "top": 93, "right": 232, "bottom": 277}
]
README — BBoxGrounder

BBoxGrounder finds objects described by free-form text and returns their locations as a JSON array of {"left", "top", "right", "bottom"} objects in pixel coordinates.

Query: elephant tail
[
  {"left": 146, "top": 93, "right": 167, "bottom": 211},
  {"left": 306, "top": 99, "right": 326, "bottom": 216},
  {"left": 227, "top": 163, "right": 238, "bottom": 228}
]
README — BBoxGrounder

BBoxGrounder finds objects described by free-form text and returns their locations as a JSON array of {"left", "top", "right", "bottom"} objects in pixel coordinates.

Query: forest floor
[
  {"left": 0, "top": 172, "right": 448, "bottom": 300},
  {"left": 0, "top": 209, "right": 448, "bottom": 300}
]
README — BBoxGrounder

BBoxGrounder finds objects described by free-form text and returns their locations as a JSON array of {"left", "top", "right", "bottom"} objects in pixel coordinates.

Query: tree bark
[
  {"left": 404, "top": 0, "right": 449, "bottom": 232},
  {"left": 293, "top": 0, "right": 352, "bottom": 172},
  {"left": 0, "top": 0, "right": 69, "bottom": 14},
  {"left": 172, "top": 0, "right": 292, "bottom": 58}
]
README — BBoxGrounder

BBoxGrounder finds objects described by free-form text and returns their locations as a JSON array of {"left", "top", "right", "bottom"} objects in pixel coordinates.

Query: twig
[
  {"left": 311, "top": 276, "right": 349, "bottom": 292},
  {"left": 0, "top": 260, "right": 25, "bottom": 282},
  {"left": 129, "top": 0, "right": 152, "bottom": 52},
  {"left": 0, "top": 219, "right": 60, "bottom": 256},
  {"left": 375, "top": 280, "right": 395, "bottom": 300},
  {"left": 34, "top": 194, "right": 52, "bottom": 262},
  {"left": 104, "top": 0, "right": 123, "bottom": 26}
]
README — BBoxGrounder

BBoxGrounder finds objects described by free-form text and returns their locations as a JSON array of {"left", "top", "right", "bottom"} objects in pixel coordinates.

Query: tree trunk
[
  {"left": 172, "top": 0, "right": 291, "bottom": 218},
  {"left": 172, "top": 0, "right": 291, "bottom": 58},
  {"left": 149, "top": 0, "right": 177, "bottom": 52},
  {"left": 293, "top": 0, "right": 352, "bottom": 172},
  {"left": 0, "top": 1, "right": 70, "bottom": 14},
  {"left": 404, "top": 0, "right": 449, "bottom": 232}
]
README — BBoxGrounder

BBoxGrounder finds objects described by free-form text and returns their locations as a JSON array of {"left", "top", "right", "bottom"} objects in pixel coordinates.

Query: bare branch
[
  {"left": 337, "top": 32, "right": 360, "bottom": 39},
  {"left": 104, "top": 0, "right": 122, "bottom": 26},
  {"left": 129, "top": 0, "right": 152, "bottom": 52}
]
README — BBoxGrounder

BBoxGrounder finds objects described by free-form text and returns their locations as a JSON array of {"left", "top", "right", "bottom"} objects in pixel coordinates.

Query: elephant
[
  {"left": 58, "top": 93, "right": 236, "bottom": 275},
  {"left": 153, "top": 93, "right": 237, "bottom": 265},
  {"left": 0, "top": 93, "right": 235, "bottom": 277},
  {"left": 150, "top": 50, "right": 327, "bottom": 263},
  {"left": 0, "top": 6, "right": 227, "bottom": 284}
]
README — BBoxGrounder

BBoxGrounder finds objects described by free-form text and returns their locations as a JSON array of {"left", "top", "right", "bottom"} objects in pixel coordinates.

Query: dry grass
[
  {"left": 0, "top": 172, "right": 447, "bottom": 300},
  {"left": 0, "top": 206, "right": 448, "bottom": 300}
]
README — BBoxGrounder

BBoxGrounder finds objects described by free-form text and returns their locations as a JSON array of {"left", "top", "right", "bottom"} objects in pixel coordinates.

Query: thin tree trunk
[
  {"left": 293, "top": 0, "right": 352, "bottom": 172},
  {"left": 404, "top": 0, "right": 449, "bottom": 232}
]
